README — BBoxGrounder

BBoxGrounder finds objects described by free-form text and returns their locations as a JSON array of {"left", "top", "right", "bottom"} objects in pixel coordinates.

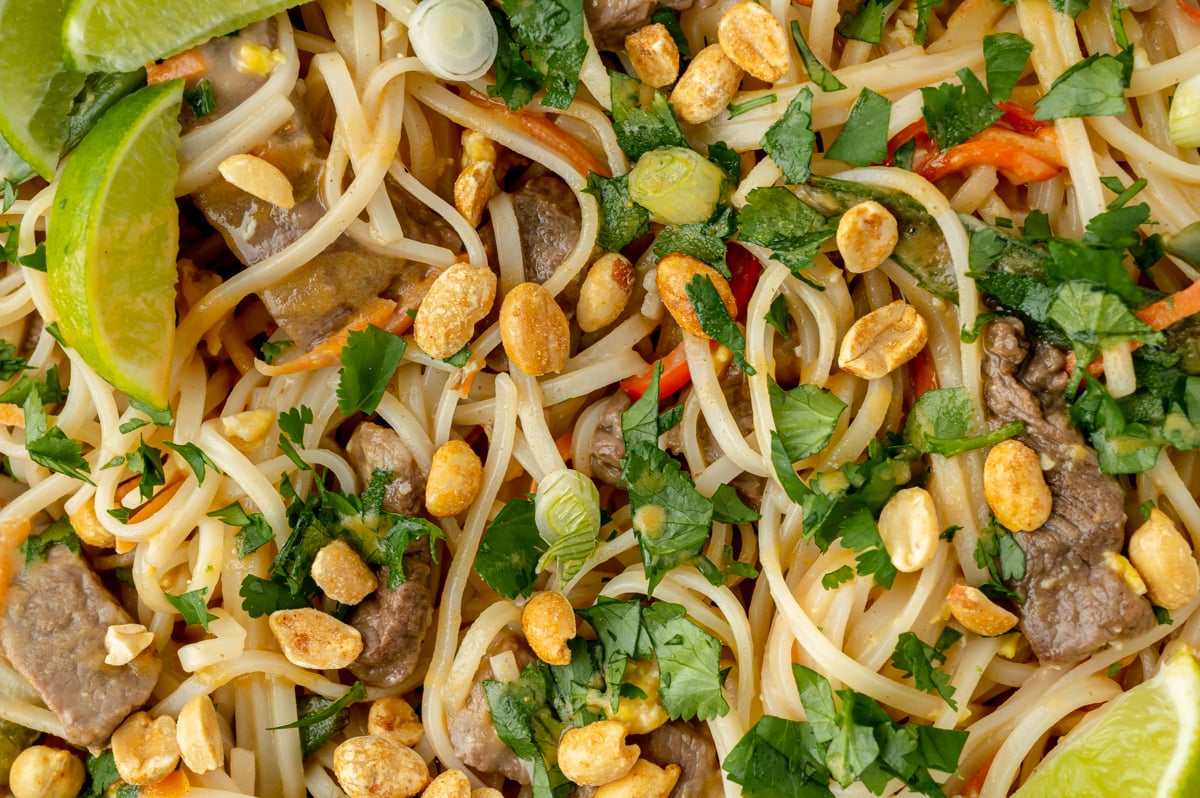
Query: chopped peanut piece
[
  {"left": 984, "top": 439, "right": 1053, "bottom": 532},
  {"left": 311, "top": 539, "right": 378, "bottom": 605},
  {"left": 368, "top": 696, "right": 424, "bottom": 747},
  {"left": 947, "top": 584, "right": 1019, "bottom": 637},
  {"left": 578, "top": 253, "right": 635, "bottom": 333},
  {"left": 836, "top": 201, "right": 899, "bottom": 273},
  {"left": 837, "top": 300, "right": 928, "bottom": 380},
  {"left": 522, "top": 591, "right": 576, "bottom": 666},
  {"left": 70, "top": 500, "right": 116, "bottom": 548},
  {"left": 670, "top": 44, "right": 743, "bottom": 124},
  {"left": 425, "top": 439, "right": 483, "bottom": 518},
  {"left": 500, "top": 282, "right": 571, "bottom": 376},
  {"left": 877, "top": 487, "right": 939, "bottom": 572},
  {"left": 177, "top": 694, "right": 225, "bottom": 774},
  {"left": 105, "top": 623, "right": 156, "bottom": 667},
  {"left": 655, "top": 253, "right": 737, "bottom": 338},
  {"left": 423, "top": 770, "right": 471, "bottom": 798},
  {"left": 625, "top": 23, "right": 680, "bottom": 87},
  {"left": 269, "top": 608, "right": 363, "bottom": 670},
  {"left": 594, "top": 760, "right": 682, "bottom": 798},
  {"left": 221, "top": 408, "right": 276, "bottom": 445},
  {"left": 454, "top": 160, "right": 498, "bottom": 227},
  {"left": 218, "top": 153, "right": 295, "bottom": 209},
  {"left": 112, "top": 712, "right": 180, "bottom": 786},
  {"left": 334, "top": 735, "right": 429, "bottom": 798},
  {"left": 1129, "top": 508, "right": 1200, "bottom": 610},
  {"left": 717, "top": 1, "right": 790, "bottom": 82},
  {"left": 10, "top": 746, "right": 84, "bottom": 798},
  {"left": 415, "top": 262, "right": 497, "bottom": 359},
  {"left": 557, "top": 721, "right": 640, "bottom": 786}
]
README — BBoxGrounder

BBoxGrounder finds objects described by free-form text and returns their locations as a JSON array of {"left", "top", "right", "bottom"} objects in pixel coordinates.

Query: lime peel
[
  {"left": 63, "top": 0, "right": 304, "bottom": 73},
  {"left": 1014, "top": 649, "right": 1200, "bottom": 798},
  {"left": 47, "top": 80, "right": 184, "bottom": 411}
]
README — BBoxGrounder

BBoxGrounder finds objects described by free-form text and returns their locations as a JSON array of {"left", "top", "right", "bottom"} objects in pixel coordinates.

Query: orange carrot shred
[
  {"left": 1136, "top": 279, "right": 1200, "bottom": 331},
  {"left": 146, "top": 50, "right": 208, "bottom": 85},
  {"left": 140, "top": 768, "right": 191, "bottom": 798}
]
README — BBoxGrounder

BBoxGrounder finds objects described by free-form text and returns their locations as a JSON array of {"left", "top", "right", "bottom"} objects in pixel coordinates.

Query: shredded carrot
[
  {"left": 257, "top": 297, "right": 399, "bottom": 376},
  {"left": 1178, "top": 0, "right": 1200, "bottom": 24},
  {"left": 996, "top": 101, "right": 1048, "bottom": 135},
  {"left": 958, "top": 755, "right": 993, "bottom": 798},
  {"left": 554, "top": 430, "right": 574, "bottom": 463},
  {"left": 129, "top": 477, "right": 185, "bottom": 525},
  {"left": 462, "top": 88, "right": 612, "bottom": 178},
  {"left": 115, "top": 475, "right": 142, "bottom": 504},
  {"left": 146, "top": 50, "right": 208, "bottom": 85},
  {"left": 0, "top": 518, "right": 32, "bottom": 611},
  {"left": 972, "top": 126, "right": 1064, "bottom": 167},
  {"left": 140, "top": 768, "right": 191, "bottom": 798},
  {"left": 919, "top": 139, "right": 1061, "bottom": 184},
  {"left": 0, "top": 403, "right": 23, "bottom": 427},
  {"left": 1136, "top": 279, "right": 1200, "bottom": 331}
]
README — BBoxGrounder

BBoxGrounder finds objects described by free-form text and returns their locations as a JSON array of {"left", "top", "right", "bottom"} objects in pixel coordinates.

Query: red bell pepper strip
[
  {"left": 918, "top": 139, "right": 1061, "bottom": 184},
  {"left": 996, "top": 101, "right": 1048, "bottom": 135},
  {"left": 1178, "top": 0, "right": 1200, "bottom": 24},
  {"left": 621, "top": 341, "right": 692, "bottom": 400},
  {"left": 726, "top": 242, "right": 764, "bottom": 320}
]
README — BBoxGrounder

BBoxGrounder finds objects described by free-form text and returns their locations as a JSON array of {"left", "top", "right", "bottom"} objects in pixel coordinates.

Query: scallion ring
[{"left": 408, "top": 0, "right": 498, "bottom": 82}]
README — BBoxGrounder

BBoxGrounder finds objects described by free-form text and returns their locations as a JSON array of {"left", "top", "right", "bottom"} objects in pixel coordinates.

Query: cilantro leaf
[
  {"left": 728, "top": 94, "right": 779, "bottom": 118},
  {"left": 650, "top": 7, "right": 690, "bottom": 55},
  {"left": 1034, "top": 48, "right": 1133, "bottom": 120},
  {"left": 128, "top": 397, "right": 173, "bottom": 427},
  {"left": 497, "top": 0, "right": 587, "bottom": 109},
  {"left": 20, "top": 516, "right": 81, "bottom": 564},
  {"left": 22, "top": 390, "right": 92, "bottom": 484},
  {"left": 0, "top": 341, "right": 28, "bottom": 380},
  {"left": 81, "top": 752, "right": 121, "bottom": 798},
  {"left": 642, "top": 601, "right": 729, "bottom": 721},
  {"left": 974, "top": 521, "right": 1026, "bottom": 601},
  {"left": 271, "top": 682, "right": 364, "bottom": 732},
  {"left": 0, "top": 366, "right": 66, "bottom": 406},
  {"left": 826, "top": 89, "right": 891, "bottom": 167},
  {"left": 836, "top": 0, "right": 886, "bottom": 43},
  {"left": 209, "top": 501, "right": 274, "bottom": 558},
  {"left": 712, "top": 483, "right": 761, "bottom": 523},
  {"left": 789, "top": 20, "right": 845, "bottom": 92},
  {"left": 904, "top": 387, "right": 1024, "bottom": 457},
  {"left": 723, "top": 715, "right": 831, "bottom": 796},
  {"left": 610, "top": 71, "right": 685, "bottom": 161},
  {"left": 1050, "top": 0, "right": 1091, "bottom": 18},
  {"left": 278, "top": 405, "right": 313, "bottom": 444},
  {"left": 475, "top": 496, "right": 545, "bottom": 599},
  {"left": 586, "top": 172, "right": 649, "bottom": 252},
  {"left": 921, "top": 69, "right": 1003, "bottom": 150},
  {"left": 485, "top": 664, "right": 572, "bottom": 798},
  {"left": 737, "top": 186, "right": 835, "bottom": 274},
  {"left": 260, "top": 338, "right": 294, "bottom": 365},
  {"left": 338, "top": 325, "right": 407, "bottom": 416},
  {"left": 889, "top": 629, "right": 962, "bottom": 709},
  {"left": 165, "top": 587, "right": 218, "bottom": 631},
  {"left": 126, "top": 437, "right": 166, "bottom": 501},
  {"left": 490, "top": 7, "right": 544, "bottom": 109},
  {"left": 164, "top": 441, "right": 218, "bottom": 485},
  {"left": 653, "top": 204, "right": 737, "bottom": 276},
  {"left": 239, "top": 574, "right": 309, "bottom": 617},
  {"left": 1046, "top": 281, "right": 1163, "bottom": 350},
  {"left": 838, "top": 507, "right": 897, "bottom": 589},
  {"left": 762, "top": 88, "right": 816, "bottom": 184},
  {"left": 620, "top": 363, "right": 664, "bottom": 451},
  {"left": 913, "top": 0, "right": 942, "bottom": 44},
  {"left": 983, "top": 33, "right": 1033, "bottom": 102},
  {"left": 183, "top": 79, "right": 216, "bottom": 118},
  {"left": 765, "top": 295, "right": 791, "bottom": 335},
  {"left": 295, "top": 693, "right": 352, "bottom": 759},
  {"left": 686, "top": 274, "right": 754, "bottom": 374},
  {"left": 770, "top": 378, "right": 846, "bottom": 461}
]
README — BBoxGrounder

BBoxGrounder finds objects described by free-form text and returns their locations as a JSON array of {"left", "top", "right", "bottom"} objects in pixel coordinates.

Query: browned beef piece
[
  {"left": 345, "top": 422, "right": 427, "bottom": 517},
  {"left": 585, "top": 0, "right": 713, "bottom": 50},
  {"left": 590, "top": 391, "right": 631, "bottom": 486},
  {"left": 347, "top": 550, "right": 433, "bottom": 687},
  {"left": 0, "top": 545, "right": 161, "bottom": 748},
  {"left": 632, "top": 721, "right": 723, "bottom": 798},
  {"left": 513, "top": 176, "right": 587, "bottom": 312},
  {"left": 189, "top": 27, "right": 458, "bottom": 349},
  {"left": 447, "top": 631, "right": 533, "bottom": 784},
  {"left": 982, "top": 319, "right": 1154, "bottom": 662}
]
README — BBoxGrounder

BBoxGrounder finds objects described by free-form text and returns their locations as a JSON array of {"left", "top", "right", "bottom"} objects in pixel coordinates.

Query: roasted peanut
[
  {"left": 462, "top": 130, "right": 498, "bottom": 169},
  {"left": 222, "top": 408, "right": 276, "bottom": 445},
  {"left": 655, "top": 253, "right": 737, "bottom": 338},
  {"left": 415, "top": 262, "right": 497, "bottom": 359},
  {"left": 112, "top": 712, "right": 180, "bottom": 786},
  {"left": 368, "top": 696, "right": 425, "bottom": 747},
  {"left": 625, "top": 23, "right": 680, "bottom": 87},
  {"left": 334, "top": 736, "right": 429, "bottom": 798},
  {"left": 311, "top": 539, "right": 378, "bottom": 605},
  {"left": 10, "top": 746, "right": 84, "bottom": 798},
  {"left": 557, "top": 721, "right": 640, "bottom": 786},
  {"left": 471, "top": 790, "right": 505, "bottom": 798},
  {"left": 500, "top": 282, "right": 571, "bottom": 376},
  {"left": 269, "top": 608, "right": 363, "bottom": 670},
  {"left": 522, "top": 590, "right": 576, "bottom": 666},
  {"left": 594, "top": 760, "right": 682, "bottom": 798},
  {"left": 670, "top": 44, "right": 743, "bottom": 124},
  {"left": 423, "top": 770, "right": 471, "bottom": 798},
  {"left": 218, "top": 153, "right": 295, "bottom": 209},
  {"left": 947, "top": 584, "right": 1018, "bottom": 637},
  {"left": 578, "top": 253, "right": 635, "bottom": 333},
  {"left": 1129, "top": 508, "right": 1200, "bottom": 610},
  {"left": 610, "top": 659, "right": 668, "bottom": 735},
  {"left": 836, "top": 201, "right": 899, "bottom": 273},
  {"left": 70, "top": 501, "right": 116, "bottom": 548},
  {"left": 454, "top": 160, "right": 498, "bottom": 227},
  {"left": 984, "top": 439, "right": 1052, "bottom": 532},
  {"left": 877, "top": 487, "right": 939, "bottom": 572},
  {"left": 177, "top": 694, "right": 225, "bottom": 774},
  {"left": 717, "top": 1, "right": 790, "bottom": 82},
  {"left": 837, "top": 299, "right": 928, "bottom": 380},
  {"left": 105, "top": 623, "right": 156, "bottom": 667},
  {"left": 425, "top": 439, "right": 483, "bottom": 517}
]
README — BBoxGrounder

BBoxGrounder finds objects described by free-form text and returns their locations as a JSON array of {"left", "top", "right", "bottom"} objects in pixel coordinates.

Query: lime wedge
[
  {"left": 63, "top": 0, "right": 302, "bottom": 73},
  {"left": 1014, "top": 650, "right": 1200, "bottom": 798},
  {"left": 47, "top": 81, "right": 183, "bottom": 411},
  {"left": 0, "top": 0, "right": 86, "bottom": 179}
]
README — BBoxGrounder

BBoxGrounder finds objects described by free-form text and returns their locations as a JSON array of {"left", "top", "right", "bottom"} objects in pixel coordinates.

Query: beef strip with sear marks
[
  {"left": 585, "top": 0, "right": 715, "bottom": 50},
  {"left": 1, "top": 545, "right": 161, "bottom": 748},
  {"left": 345, "top": 421, "right": 428, "bottom": 518},
  {"left": 346, "top": 549, "right": 434, "bottom": 688},
  {"left": 982, "top": 318, "right": 1154, "bottom": 662}
]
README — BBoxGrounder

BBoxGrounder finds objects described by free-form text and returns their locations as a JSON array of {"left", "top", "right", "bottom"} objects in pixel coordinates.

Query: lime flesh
[
  {"left": 63, "top": 0, "right": 303, "bottom": 73},
  {"left": 0, "top": 0, "right": 85, "bottom": 178},
  {"left": 46, "top": 81, "right": 183, "bottom": 411},
  {"left": 1013, "top": 651, "right": 1200, "bottom": 798}
]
